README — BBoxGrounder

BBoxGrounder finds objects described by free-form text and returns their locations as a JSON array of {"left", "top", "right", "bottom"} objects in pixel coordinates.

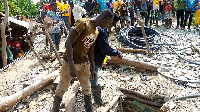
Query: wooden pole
[
  {"left": 117, "top": 48, "right": 147, "bottom": 53},
  {"left": 0, "top": 70, "right": 60, "bottom": 111},
  {"left": 107, "top": 57, "right": 158, "bottom": 72},
  {"left": 24, "top": 37, "right": 46, "bottom": 69},
  {"left": 134, "top": 10, "right": 152, "bottom": 56},
  {"left": 44, "top": 31, "right": 62, "bottom": 66},
  {"left": 1, "top": 0, "right": 9, "bottom": 67}
]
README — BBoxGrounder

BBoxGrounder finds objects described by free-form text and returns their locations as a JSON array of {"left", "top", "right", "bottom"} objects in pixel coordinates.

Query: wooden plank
[{"left": 63, "top": 81, "right": 80, "bottom": 112}]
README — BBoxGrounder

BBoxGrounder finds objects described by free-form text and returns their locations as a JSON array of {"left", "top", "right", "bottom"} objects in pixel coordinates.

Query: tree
[{"left": 1, "top": 0, "right": 9, "bottom": 67}]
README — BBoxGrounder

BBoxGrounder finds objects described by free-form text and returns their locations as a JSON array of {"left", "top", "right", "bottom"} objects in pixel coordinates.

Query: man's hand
[
  {"left": 102, "top": 63, "right": 107, "bottom": 67},
  {"left": 91, "top": 69, "right": 97, "bottom": 80},
  {"left": 86, "top": 12, "right": 91, "bottom": 15},
  {"left": 70, "top": 66, "right": 77, "bottom": 77}
]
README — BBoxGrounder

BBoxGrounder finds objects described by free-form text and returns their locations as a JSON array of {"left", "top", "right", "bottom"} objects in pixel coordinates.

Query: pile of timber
[{"left": 119, "top": 88, "right": 165, "bottom": 112}]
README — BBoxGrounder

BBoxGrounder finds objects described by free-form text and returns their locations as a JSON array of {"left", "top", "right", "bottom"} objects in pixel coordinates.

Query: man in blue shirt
[
  {"left": 85, "top": 0, "right": 96, "bottom": 17},
  {"left": 183, "top": 0, "right": 198, "bottom": 30},
  {"left": 106, "top": 0, "right": 114, "bottom": 12},
  {"left": 98, "top": 0, "right": 108, "bottom": 12},
  {"left": 90, "top": 13, "right": 122, "bottom": 106},
  {"left": 47, "top": 2, "right": 61, "bottom": 53}
]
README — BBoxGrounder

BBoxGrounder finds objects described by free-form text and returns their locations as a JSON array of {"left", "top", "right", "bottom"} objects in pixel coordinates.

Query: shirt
[
  {"left": 61, "top": 3, "right": 70, "bottom": 16},
  {"left": 43, "top": 3, "right": 52, "bottom": 11},
  {"left": 0, "top": 47, "right": 13, "bottom": 61},
  {"left": 47, "top": 10, "right": 61, "bottom": 33},
  {"left": 7, "top": 41, "right": 22, "bottom": 50},
  {"left": 165, "top": 4, "right": 172, "bottom": 11},
  {"left": 85, "top": 1, "right": 96, "bottom": 12},
  {"left": 114, "top": 1, "right": 123, "bottom": 13},
  {"left": 174, "top": 0, "right": 185, "bottom": 10},
  {"left": 97, "top": 0, "right": 107, "bottom": 11},
  {"left": 106, "top": 1, "right": 114, "bottom": 12},
  {"left": 185, "top": 0, "right": 198, "bottom": 11},
  {"left": 94, "top": 26, "right": 121, "bottom": 67},
  {"left": 56, "top": 1, "right": 62, "bottom": 10},
  {"left": 141, "top": 0, "right": 148, "bottom": 12},
  {"left": 120, "top": 2, "right": 129, "bottom": 16},
  {"left": 70, "top": 18, "right": 99, "bottom": 63},
  {"left": 153, "top": 0, "right": 160, "bottom": 10},
  {"left": 75, "top": 1, "right": 85, "bottom": 8},
  {"left": 72, "top": 5, "right": 86, "bottom": 21},
  {"left": 196, "top": 0, "right": 200, "bottom": 11}
]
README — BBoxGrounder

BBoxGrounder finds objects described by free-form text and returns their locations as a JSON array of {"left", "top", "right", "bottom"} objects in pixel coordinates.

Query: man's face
[
  {"left": 100, "top": 17, "right": 113, "bottom": 29},
  {"left": 52, "top": 4, "right": 57, "bottom": 11},
  {"left": 63, "top": 0, "right": 66, "bottom": 3},
  {"left": 70, "top": 4, "right": 74, "bottom": 8}
]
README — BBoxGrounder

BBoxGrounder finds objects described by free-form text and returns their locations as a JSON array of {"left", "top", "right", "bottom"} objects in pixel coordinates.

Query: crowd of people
[
  {"left": 38, "top": 0, "right": 200, "bottom": 36},
  {"left": 36, "top": 0, "right": 200, "bottom": 112},
  {"left": 0, "top": 37, "right": 24, "bottom": 68}
]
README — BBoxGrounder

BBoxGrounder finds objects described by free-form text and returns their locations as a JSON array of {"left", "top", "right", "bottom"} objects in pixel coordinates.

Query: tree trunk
[
  {"left": 0, "top": 70, "right": 60, "bottom": 111},
  {"left": 1, "top": 0, "right": 9, "bottom": 67}
]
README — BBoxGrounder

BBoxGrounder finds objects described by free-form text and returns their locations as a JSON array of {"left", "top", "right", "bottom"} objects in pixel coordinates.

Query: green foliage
[
  {"left": 8, "top": 1, "right": 20, "bottom": 16},
  {"left": 1, "top": 0, "right": 40, "bottom": 18}
]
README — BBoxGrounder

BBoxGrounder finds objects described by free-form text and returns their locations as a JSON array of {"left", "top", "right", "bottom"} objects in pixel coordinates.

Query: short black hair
[
  {"left": 100, "top": 9, "right": 113, "bottom": 19},
  {"left": 113, "top": 13, "right": 120, "bottom": 22},
  {"left": 51, "top": 2, "right": 57, "bottom": 6}
]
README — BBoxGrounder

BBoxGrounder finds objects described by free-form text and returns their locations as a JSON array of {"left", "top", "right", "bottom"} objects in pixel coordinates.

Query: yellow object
[
  {"left": 114, "top": 1, "right": 123, "bottom": 14},
  {"left": 154, "top": 0, "right": 159, "bottom": 6},
  {"left": 195, "top": 10, "right": 200, "bottom": 25},
  {"left": 57, "top": 1, "right": 62, "bottom": 10},
  {"left": 103, "top": 55, "right": 108, "bottom": 63},
  {"left": 61, "top": 4, "right": 70, "bottom": 16},
  {"left": 16, "top": 50, "right": 24, "bottom": 58}
]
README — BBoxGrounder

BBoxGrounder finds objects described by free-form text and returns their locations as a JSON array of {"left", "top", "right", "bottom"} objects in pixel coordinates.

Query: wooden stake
[
  {"left": 191, "top": 43, "right": 200, "bottom": 54},
  {"left": 134, "top": 10, "right": 152, "bottom": 56},
  {"left": 44, "top": 32, "right": 62, "bottom": 66}
]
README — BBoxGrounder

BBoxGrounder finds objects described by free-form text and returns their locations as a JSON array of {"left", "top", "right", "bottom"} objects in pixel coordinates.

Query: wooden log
[
  {"left": 63, "top": 81, "right": 80, "bottom": 112},
  {"left": 0, "top": 70, "right": 60, "bottom": 111},
  {"left": 125, "top": 94, "right": 162, "bottom": 107},
  {"left": 117, "top": 48, "right": 147, "bottom": 53},
  {"left": 119, "top": 88, "right": 151, "bottom": 100},
  {"left": 191, "top": 43, "right": 200, "bottom": 54},
  {"left": 119, "top": 87, "right": 165, "bottom": 100},
  {"left": 102, "top": 95, "right": 120, "bottom": 112},
  {"left": 107, "top": 57, "right": 158, "bottom": 72}
]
